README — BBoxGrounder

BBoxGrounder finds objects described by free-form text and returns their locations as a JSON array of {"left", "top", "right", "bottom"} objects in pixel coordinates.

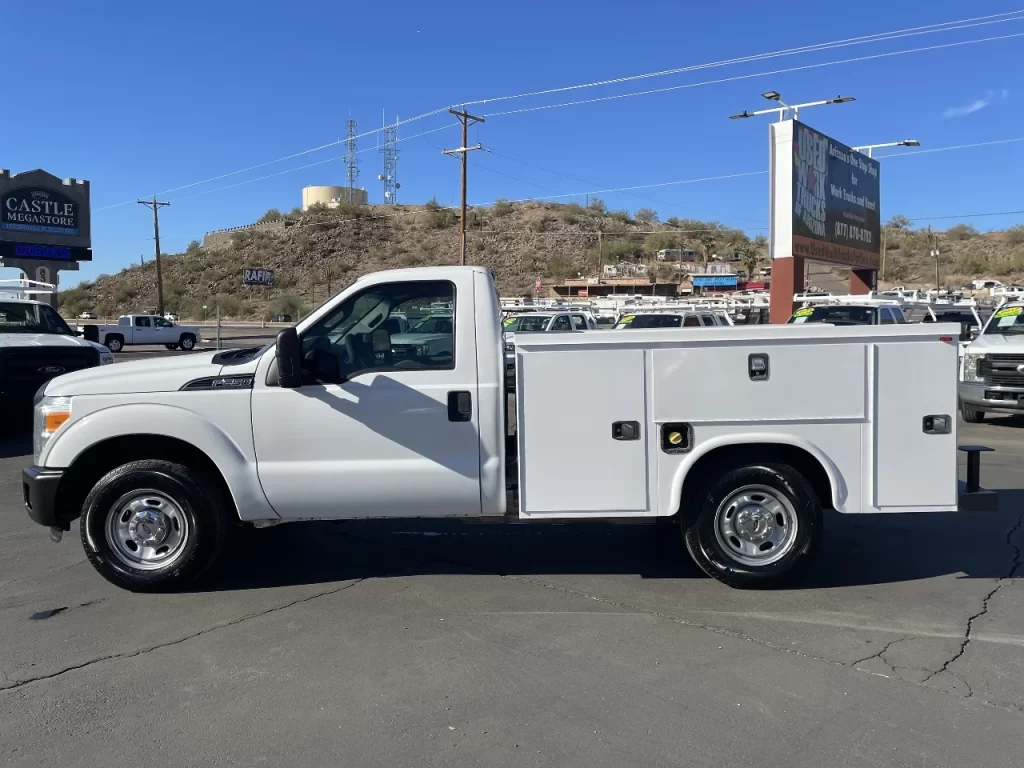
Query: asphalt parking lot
[{"left": 0, "top": 356, "right": 1021, "bottom": 766}]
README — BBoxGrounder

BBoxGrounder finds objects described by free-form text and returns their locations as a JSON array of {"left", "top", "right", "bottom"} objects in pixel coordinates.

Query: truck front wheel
[
  {"left": 682, "top": 462, "right": 822, "bottom": 589},
  {"left": 80, "top": 460, "right": 228, "bottom": 592},
  {"left": 960, "top": 402, "right": 986, "bottom": 423},
  {"left": 178, "top": 334, "right": 196, "bottom": 351}
]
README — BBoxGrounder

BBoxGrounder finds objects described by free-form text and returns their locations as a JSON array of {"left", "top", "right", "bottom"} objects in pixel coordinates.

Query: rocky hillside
[{"left": 59, "top": 200, "right": 1024, "bottom": 320}]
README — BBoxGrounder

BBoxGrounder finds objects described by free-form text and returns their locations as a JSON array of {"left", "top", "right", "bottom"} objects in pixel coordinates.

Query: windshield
[
  {"left": 615, "top": 314, "right": 683, "bottom": 329},
  {"left": 0, "top": 302, "right": 74, "bottom": 335},
  {"left": 984, "top": 305, "right": 1024, "bottom": 334},
  {"left": 789, "top": 306, "right": 875, "bottom": 325},
  {"left": 502, "top": 315, "right": 553, "bottom": 332},
  {"left": 407, "top": 316, "right": 452, "bottom": 334}
]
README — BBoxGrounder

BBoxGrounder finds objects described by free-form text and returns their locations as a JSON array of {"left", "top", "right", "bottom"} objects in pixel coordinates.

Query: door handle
[{"left": 447, "top": 391, "right": 472, "bottom": 422}]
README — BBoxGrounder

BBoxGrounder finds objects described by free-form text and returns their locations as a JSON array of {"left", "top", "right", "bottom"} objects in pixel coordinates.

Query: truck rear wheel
[
  {"left": 960, "top": 402, "right": 985, "bottom": 423},
  {"left": 80, "top": 460, "right": 228, "bottom": 592},
  {"left": 104, "top": 335, "right": 124, "bottom": 353},
  {"left": 681, "top": 462, "right": 822, "bottom": 589}
]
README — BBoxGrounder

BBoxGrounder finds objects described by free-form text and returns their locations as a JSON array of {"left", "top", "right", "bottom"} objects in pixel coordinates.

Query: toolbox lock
[
  {"left": 922, "top": 414, "right": 952, "bottom": 434},
  {"left": 612, "top": 421, "right": 641, "bottom": 441},
  {"left": 748, "top": 353, "right": 770, "bottom": 381}
]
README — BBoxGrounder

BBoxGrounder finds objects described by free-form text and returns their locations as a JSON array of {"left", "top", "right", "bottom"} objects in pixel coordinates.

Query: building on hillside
[
  {"left": 302, "top": 185, "right": 368, "bottom": 210},
  {"left": 656, "top": 248, "right": 699, "bottom": 262}
]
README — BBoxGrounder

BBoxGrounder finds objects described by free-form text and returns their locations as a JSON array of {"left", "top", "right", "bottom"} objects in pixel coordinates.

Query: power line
[
  {"left": 482, "top": 32, "right": 1024, "bottom": 118},
  {"left": 905, "top": 209, "right": 1024, "bottom": 222},
  {"left": 92, "top": 12, "right": 1021, "bottom": 211},
  {"left": 876, "top": 137, "right": 1024, "bottom": 158},
  {"left": 164, "top": 125, "right": 455, "bottom": 203},
  {"left": 464, "top": 11, "right": 1024, "bottom": 108}
]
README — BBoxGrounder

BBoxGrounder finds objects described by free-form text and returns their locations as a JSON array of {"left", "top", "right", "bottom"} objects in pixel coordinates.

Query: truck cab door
[
  {"left": 133, "top": 316, "right": 151, "bottom": 342},
  {"left": 250, "top": 275, "right": 482, "bottom": 519}
]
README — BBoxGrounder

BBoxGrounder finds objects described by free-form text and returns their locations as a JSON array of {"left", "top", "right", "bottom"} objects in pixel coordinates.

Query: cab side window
[
  {"left": 299, "top": 280, "right": 455, "bottom": 384},
  {"left": 135, "top": 317, "right": 151, "bottom": 327},
  {"left": 683, "top": 315, "right": 701, "bottom": 327},
  {"left": 551, "top": 315, "right": 572, "bottom": 331}
]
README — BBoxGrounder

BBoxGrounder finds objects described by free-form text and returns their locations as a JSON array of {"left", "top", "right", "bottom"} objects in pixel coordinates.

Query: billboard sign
[
  {"left": 2, "top": 186, "right": 80, "bottom": 237},
  {"left": 0, "top": 170, "right": 92, "bottom": 272},
  {"left": 770, "top": 120, "right": 880, "bottom": 270},
  {"left": 243, "top": 268, "right": 274, "bottom": 286}
]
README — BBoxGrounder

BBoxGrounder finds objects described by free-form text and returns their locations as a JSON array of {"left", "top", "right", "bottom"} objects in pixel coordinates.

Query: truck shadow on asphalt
[{"left": 207, "top": 489, "right": 1024, "bottom": 592}]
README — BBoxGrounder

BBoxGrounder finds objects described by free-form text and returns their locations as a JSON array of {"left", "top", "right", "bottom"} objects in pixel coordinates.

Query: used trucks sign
[{"left": 770, "top": 120, "right": 881, "bottom": 270}]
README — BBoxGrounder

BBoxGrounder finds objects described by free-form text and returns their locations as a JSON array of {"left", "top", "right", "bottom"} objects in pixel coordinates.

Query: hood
[
  {"left": 0, "top": 333, "right": 96, "bottom": 349},
  {"left": 43, "top": 351, "right": 225, "bottom": 397},
  {"left": 967, "top": 333, "right": 1024, "bottom": 352}
]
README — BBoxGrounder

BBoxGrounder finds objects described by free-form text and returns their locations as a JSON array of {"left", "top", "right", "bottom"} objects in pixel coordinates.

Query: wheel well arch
[
  {"left": 54, "top": 434, "right": 238, "bottom": 530},
  {"left": 676, "top": 441, "right": 837, "bottom": 517}
]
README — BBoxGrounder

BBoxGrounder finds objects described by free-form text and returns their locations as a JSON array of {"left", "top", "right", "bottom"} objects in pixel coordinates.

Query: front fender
[
  {"left": 43, "top": 402, "right": 278, "bottom": 522},
  {"left": 665, "top": 433, "right": 847, "bottom": 515}
]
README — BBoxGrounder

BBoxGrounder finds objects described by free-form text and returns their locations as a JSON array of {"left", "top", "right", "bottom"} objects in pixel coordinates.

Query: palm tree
[
  {"left": 692, "top": 230, "right": 717, "bottom": 271},
  {"left": 740, "top": 243, "right": 759, "bottom": 281}
]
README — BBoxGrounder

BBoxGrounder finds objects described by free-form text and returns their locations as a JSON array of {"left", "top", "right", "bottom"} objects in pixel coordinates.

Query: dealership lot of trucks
[{"left": 0, "top": 403, "right": 1021, "bottom": 766}]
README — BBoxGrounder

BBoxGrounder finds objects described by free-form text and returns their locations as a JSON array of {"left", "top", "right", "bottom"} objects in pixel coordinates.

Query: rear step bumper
[{"left": 958, "top": 445, "right": 998, "bottom": 512}]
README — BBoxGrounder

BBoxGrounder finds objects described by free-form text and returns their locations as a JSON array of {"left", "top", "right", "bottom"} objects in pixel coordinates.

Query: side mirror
[
  {"left": 968, "top": 325, "right": 980, "bottom": 340},
  {"left": 276, "top": 327, "right": 303, "bottom": 388}
]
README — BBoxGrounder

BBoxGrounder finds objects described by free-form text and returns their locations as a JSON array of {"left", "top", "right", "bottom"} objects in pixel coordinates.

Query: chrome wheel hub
[
  {"left": 714, "top": 485, "right": 799, "bottom": 566},
  {"left": 105, "top": 490, "right": 189, "bottom": 571}
]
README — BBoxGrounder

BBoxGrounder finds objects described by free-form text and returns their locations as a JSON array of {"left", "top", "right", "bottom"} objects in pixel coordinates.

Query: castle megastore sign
[{"left": 2, "top": 187, "right": 80, "bottom": 237}]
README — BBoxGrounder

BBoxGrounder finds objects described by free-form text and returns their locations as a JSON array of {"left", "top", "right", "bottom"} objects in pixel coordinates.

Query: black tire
[
  {"left": 179, "top": 334, "right": 196, "bottom": 351},
  {"left": 681, "top": 462, "right": 822, "bottom": 589},
  {"left": 105, "top": 335, "right": 123, "bottom": 353},
  {"left": 80, "top": 460, "right": 228, "bottom": 592},
  {"left": 961, "top": 402, "right": 985, "bottom": 423},
  {"left": 164, "top": 344, "right": 179, "bottom": 351}
]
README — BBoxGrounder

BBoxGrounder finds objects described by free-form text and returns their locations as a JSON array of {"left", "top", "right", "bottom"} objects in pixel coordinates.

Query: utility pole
[
  {"left": 442, "top": 107, "right": 485, "bottom": 265},
  {"left": 137, "top": 196, "right": 170, "bottom": 315},
  {"left": 929, "top": 226, "right": 940, "bottom": 290}
]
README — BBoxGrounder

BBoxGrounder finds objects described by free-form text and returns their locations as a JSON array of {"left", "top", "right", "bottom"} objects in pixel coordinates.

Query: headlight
[
  {"left": 100, "top": 354, "right": 115, "bottom": 365},
  {"left": 963, "top": 353, "right": 985, "bottom": 382},
  {"left": 416, "top": 343, "right": 431, "bottom": 356},
  {"left": 34, "top": 396, "right": 72, "bottom": 463}
]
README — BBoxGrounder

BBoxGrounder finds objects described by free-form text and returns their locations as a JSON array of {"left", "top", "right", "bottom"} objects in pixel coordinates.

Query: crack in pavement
[
  {"left": 847, "top": 637, "right": 908, "bottom": 672},
  {"left": 920, "top": 514, "right": 1024, "bottom": 697},
  {"left": 0, "top": 577, "right": 375, "bottom": 694}
]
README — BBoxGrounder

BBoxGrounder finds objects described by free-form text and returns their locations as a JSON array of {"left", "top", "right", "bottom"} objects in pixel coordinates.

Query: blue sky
[{"left": 3, "top": 1, "right": 1023, "bottom": 286}]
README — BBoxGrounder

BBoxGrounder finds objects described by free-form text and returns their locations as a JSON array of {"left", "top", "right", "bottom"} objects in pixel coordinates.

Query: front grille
[
  {"left": 979, "top": 355, "right": 1024, "bottom": 387},
  {"left": 0, "top": 346, "right": 99, "bottom": 400}
]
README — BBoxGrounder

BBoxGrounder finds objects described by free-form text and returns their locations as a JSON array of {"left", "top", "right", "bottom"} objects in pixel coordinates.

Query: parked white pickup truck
[
  {"left": 80, "top": 314, "right": 202, "bottom": 352},
  {"left": 959, "top": 301, "right": 1024, "bottom": 422},
  {"left": 24, "top": 266, "right": 994, "bottom": 592}
]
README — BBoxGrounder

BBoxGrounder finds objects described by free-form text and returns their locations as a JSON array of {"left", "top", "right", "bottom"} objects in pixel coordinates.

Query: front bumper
[
  {"left": 959, "top": 382, "right": 1024, "bottom": 414},
  {"left": 22, "top": 466, "right": 65, "bottom": 529}
]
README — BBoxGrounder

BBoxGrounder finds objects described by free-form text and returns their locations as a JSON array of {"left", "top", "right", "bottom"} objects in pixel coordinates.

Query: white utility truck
[
  {"left": 24, "top": 266, "right": 994, "bottom": 592},
  {"left": 79, "top": 314, "right": 202, "bottom": 352}
]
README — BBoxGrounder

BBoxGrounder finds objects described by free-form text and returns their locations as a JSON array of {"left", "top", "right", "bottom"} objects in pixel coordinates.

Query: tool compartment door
[
  {"left": 517, "top": 348, "right": 649, "bottom": 515},
  {"left": 874, "top": 340, "right": 958, "bottom": 508}
]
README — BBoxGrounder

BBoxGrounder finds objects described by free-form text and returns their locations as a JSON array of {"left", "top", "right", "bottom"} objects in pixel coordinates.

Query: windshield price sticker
[
  {"left": 793, "top": 307, "right": 815, "bottom": 318},
  {"left": 502, "top": 317, "right": 516, "bottom": 326},
  {"left": 620, "top": 315, "right": 635, "bottom": 323},
  {"left": 994, "top": 306, "right": 1022, "bottom": 319}
]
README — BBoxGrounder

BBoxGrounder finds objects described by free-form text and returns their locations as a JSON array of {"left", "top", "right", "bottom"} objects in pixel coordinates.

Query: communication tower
[
  {"left": 344, "top": 119, "right": 359, "bottom": 203},
  {"left": 378, "top": 115, "right": 400, "bottom": 204}
]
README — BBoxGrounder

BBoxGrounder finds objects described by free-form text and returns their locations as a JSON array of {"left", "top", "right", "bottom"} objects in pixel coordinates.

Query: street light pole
[
  {"left": 852, "top": 140, "right": 921, "bottom": 158},
  {"left": 729, "top": 91, "right": 855, "bottom": 122}
]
